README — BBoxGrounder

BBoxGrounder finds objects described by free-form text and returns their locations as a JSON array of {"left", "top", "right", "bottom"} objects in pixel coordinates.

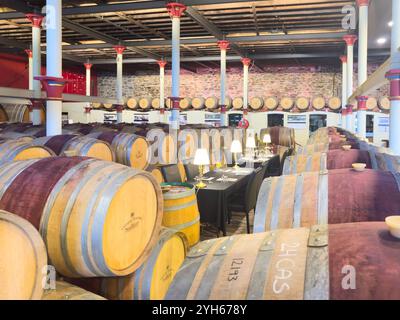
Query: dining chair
[
  {"left": 228, "top": 165, "right": 267, "bottom": 234},
  {"left": 184, "top": 163, "right": 200, "bottom": 181},
  {"left": 160, "top": 164, "right": 184, "bottom": 183}
]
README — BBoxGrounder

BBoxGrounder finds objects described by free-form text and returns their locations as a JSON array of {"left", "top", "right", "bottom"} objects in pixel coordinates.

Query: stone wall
[{"left": 97, "top": 63, "right": 387, "bottom": 99}]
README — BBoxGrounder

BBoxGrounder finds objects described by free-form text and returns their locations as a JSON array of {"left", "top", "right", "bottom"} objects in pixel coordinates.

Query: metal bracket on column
[
  {"left": 25, "top": 13, "right": 44, "bottom": 28},
  {"left": 84, "top": 107, "right": 92, "bottom": 114},
  {"left": 356, "top": 96, "right": 368, "bottom": 110},
  {"left": 25, "top": 49, "right": 32, "bottom": 58},
  {"left": 115, "top": 105, "right": 124, "bottom": 113},
  {"left": 29, "top": 99, "right": 42, "bottom": 110},
  {"left": 220, "top": 104, "right": 227, "bottom": 113},
  {"left": 166, "top": 2, "right": 187, "bottom": 18},
  {"left": 169, "top": 97, "right": 182, "bottom": 110},
  {"left": 386, "top": 69, "right": 400, "bottom": 101},
  {"left": 157, "top": 60, "right": 167, "bottom": 68},
  {"left": 346, "top": 104, "right": 354, "bottom": 115},
  {"left": 34, "top": 76, "right": 69, "bottom": 100}
]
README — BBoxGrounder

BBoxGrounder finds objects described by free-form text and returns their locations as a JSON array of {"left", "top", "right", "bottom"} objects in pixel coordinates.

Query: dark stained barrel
[
  {"left": 0, "top": 157, "right": 163, "bottom": 278},
  {"left": 254, "top": 169, "right": 400, "bottom": 232},
  {"left": 260, "top": 127, "right": 295, "bottom": 149},
  {"left": 166, "top": 222, "right": 400, "bottom": 300},
  {"left": 283, "top": 150, "right": 374, "bottom": 175},
  {"left": 33, "top": 135, "right": 114, "bottom": 161}
]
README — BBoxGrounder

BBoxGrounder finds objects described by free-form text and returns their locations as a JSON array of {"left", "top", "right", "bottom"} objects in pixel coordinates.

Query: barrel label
[
  {"left": 264, "top": 228, "right": 309, "bottom": 300},
  {"left": 227, "top": 258, "right": 244, "bottom": 282},
  {"left": 121, "top": 212, "right": 141, "bottom": 231}
]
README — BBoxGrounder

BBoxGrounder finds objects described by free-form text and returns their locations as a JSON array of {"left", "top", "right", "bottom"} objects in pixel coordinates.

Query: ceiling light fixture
[
  {"left": 377, "top": 37, "right": 387, "bottom": 45},
  {"left": 388, "top": 21, "right": 393, "bottom": 27}
]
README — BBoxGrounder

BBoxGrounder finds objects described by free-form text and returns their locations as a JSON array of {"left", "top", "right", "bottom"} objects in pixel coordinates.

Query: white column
[
  {"left": 26, "top": 14, "right": 44, "bottom": 126},
  {"left": 84, "top": 62, "right": 92, "bottom": 124},
  {"left": 25, "top": 49, "right": 34, "bottom": 122},
  {"left": 46, "top": 1, "right": 62, "bottom": 136},
  {"left": 357, "top": 0, "right": 369, "bottom": 138},
  {"left": 167, "top": 3, "right": 186, "bottom": 130},
  {"left": 114, "top": 46, "right": 125, "bottom": 124},
  {"left": 343, "top": 34, "right": 357, "bottom": 132},
  {"left": 158, "top": 60, "right": 167, "bottom": 123},
  {"left": 340, "top": 55, "right": 348, "bottom": 129},
  {"left": 218, "top": 41, "right": 229, "bottom": 127},
  {"left": 241, "top": 58, "right": 251, "bottom": 115},
  {"left": 387, "top": 0, "right": 400, "bottom": 154}
]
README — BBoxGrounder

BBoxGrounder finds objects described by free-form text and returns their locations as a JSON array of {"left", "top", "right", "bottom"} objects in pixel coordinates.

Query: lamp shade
[
  {"left": 230, "top": 140, "right": 242, "bottom": 153},
  {"left": 246, "top": 136, "right": 256, "bottom": 148},
  {"left": 263, "top": 134, "right": 272, "bottom": 144},
  {"left": 194, "top": 148, "right": 210, "bottom": 165}
]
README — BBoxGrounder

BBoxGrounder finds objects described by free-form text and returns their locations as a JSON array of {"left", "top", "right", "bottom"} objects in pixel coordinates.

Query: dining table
[{"left": 187, "top": 167, "right": 256, "bottom": 236}]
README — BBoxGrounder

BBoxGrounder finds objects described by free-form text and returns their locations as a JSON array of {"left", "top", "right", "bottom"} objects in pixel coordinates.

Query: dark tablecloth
[{"left": 188, "top": 168, "right": 254, "bottom": 236}]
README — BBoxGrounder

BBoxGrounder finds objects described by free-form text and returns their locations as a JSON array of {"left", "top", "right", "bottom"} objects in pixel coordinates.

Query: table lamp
[
  {"left": 230, "top": 140, "right": 242, "bottom": 169},
  {"left": 194, "top": 148, "right": 210, "bottom": 188},
  {"left": 246, "top": 136, "right": 256, "bottom": 158},
  {"left": 263, "top": 134, "right": 272, "bottom": 154}
]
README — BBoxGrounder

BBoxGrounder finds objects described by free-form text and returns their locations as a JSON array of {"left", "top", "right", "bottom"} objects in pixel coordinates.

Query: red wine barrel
[
  {"left": 254, "top": 169, "right": 400, "bottom": 232},
  {"left": 0, "top": 157, "right": 163, "bottom": 278},
  {"left": 166, "top": 222, "right": 400, "bottom": 300},
  {"left": 260, "top": 127, "right": 295, "bottom": 149},
  {"left": 283, "top": 150, "right": 373, "bottom": 175},
  {"left": 88, "top": 132, "right": 149, "bottom": 170},
  {"left": 33, "top": 135, "right": 114, "bottom": 161}
]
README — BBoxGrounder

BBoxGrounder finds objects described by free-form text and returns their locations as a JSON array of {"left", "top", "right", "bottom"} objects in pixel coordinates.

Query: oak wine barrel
[
  {"left": 280, "top": 97, "right": 294, "bottom": 111},
  {"left": 260, "top": 127, "right": 295, "bottom": 149},
  {"left": 0, "top": 104, "right": 9, "bottom": 122},
  {"left": 295, "top": 97, "right": 310, "bottom": 111},
  {"left": 103, "top": 103, "right": 113, "bottom": 110},
  {"left": 296, "top": 143, "right": 328, "bottom": 154},
  {"left": 139, "top": 97, "right": 152, "bottom": 110},
  {"left": 378, "top": 96, "right": 390, "bottom": 111},
  {"left": 42, "top": 281, "right": 106, "bottom": 300},
  {"left": 366, "top": 97, "right": 378, "bottom": 110},
  {"left": 167, "top": 222, "right": 400, "bottom": 300},
  {"left": 232, "top": 97, "right": 243, "bottom": 110},
  {"left": 33, "top": 135, "right": 114, "bottom": 161},
  {"left": 126, "top": 98, "right": 139, "bottom": 110},
  {"left": 0, "top": 210, "right": 47, "bottom": 300},
  {"left": 374, "top": 152, "right": 400, "bottom": 172},
  {"left": 0, "top": 139, "right": 54, "bottom": 164},
  {"left": 0, "top": 157, "right": 163, "bottom": 277},
  {"left": 220, "top": 97, "right": 232, "bottom": 109},
  {"left": 327, "top": 97, "right": 341, "bottom": 111},
  {"left": 254, "top": 168, "right": 400, "bottom": 232},
  {"left": 264, "top": 97, "right": 279, "bottom": 111},
  {"left": 312, "top": 96, "right": 326, "bottom": 110},
  {"left": 148, "top": 166, "right": 165, "bottom": 184},
  {"left": 91, "top": 102, "right": 102, "bottom": 109},
  {"left": 151, "top": 98, "right": 161, "bottom": 109},
  {"left": 192, "top": 97, "right": 205, "bottom": 110},
  {"left": 162, "top": 183, "right": 200, "bottom": 247},
  {"left": 249, "top": 97, "right": 264, "bottom": 111},
  {"left": 69, "top": 228, "right": 187, "bottom": 300},
  {"left": 88, "top": 132, "right": 149, "bottom": 170},
  {"left": 3, "top": 104, "right": 44, "bottom": 123},
  {"left": 180, "top": 97, "right": 192, "bottom": 110},
  {"left": 205, "top": 97, "right": 219, "bottom": 110}
]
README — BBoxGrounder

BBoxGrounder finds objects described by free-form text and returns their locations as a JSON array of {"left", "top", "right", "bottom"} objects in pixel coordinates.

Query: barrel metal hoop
[
  {"left": 163, "top": 187, "right": 195, "bottom": 200},
  {"left": 163, "top": 199, "right": 198, "bottom": 213},
  {"left": 165, "top": 217, "right": 200, "bottom": 232},
  {"left": 385, "top": 154, "right": 396, "bottom": 173},
  {"left": 293, "top": 173, "right": 305, "bottom": 228},
  {"left": 317, "top": 171, "right": 329, "bottom": 225},
  {"left": 253, "top": 178, "right": 272, "bottom": 233},
  {"left": 259, "top": 231, "right": 277, "bottom": 251},
  {"left": 60, "top": 160, "right": 114, "bottom": 276},
  {"left": 270, "top": 176, "right": 285, "bottom": 230},
  {"left": 187, "top": 238, "right": 224, "bottom": 258},
  {"left": 390, "top": 171, "right": 400, "bottom": 194},
  {"left": 90, "top": 167, "right": 137, "bottom": 276},
  {"left": 214, "top": 235, "right": 238, "bottom": 256}
]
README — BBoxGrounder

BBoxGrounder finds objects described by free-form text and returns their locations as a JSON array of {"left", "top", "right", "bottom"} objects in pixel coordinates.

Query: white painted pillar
[
  {"left": 386, "top": 0, "right": 400, "bottom": 154},
  {"left": 343, "top": 34, "right": 357, "bottom": 132},
  {"left": 45, "top": 1, "right": 62, "bottom": 136},
  {"left": 340, "top": 55, "right": 348, "bottom": 129},
  {"left": 218, "top": 40, "right": 229, "bottom": 127},
  {"left": 84, "top": 62, "right": 92, "bottom": 124},
  {"left": 25, "top": 49, "right": 34, "bottom": 122},
  {"left": 241, "top": 58, "right": 251, "bottom": 117},
  {"left": 114, "top": 45, "right": 125, "bottom": 124},
  {"left": 167, "top": 3, "right": 186, "bottom": 130},
  {"left": 26, "top": 14, "right": 44, "bottom": 126},
  {"left": 157, "top": 60, "right": 167, "bottom": 123},
  {"left": 356, "top": 0, "right": 369, "bottom": 138}
]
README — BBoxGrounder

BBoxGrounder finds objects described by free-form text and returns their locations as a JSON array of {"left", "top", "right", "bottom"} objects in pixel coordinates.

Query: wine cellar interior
[{"left": 1, "top": 0, "right": 400, "bottom": 303}]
